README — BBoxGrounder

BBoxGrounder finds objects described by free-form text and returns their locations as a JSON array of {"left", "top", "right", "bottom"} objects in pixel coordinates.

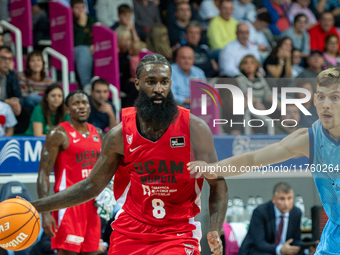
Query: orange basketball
[{"left": 0, "top": 198, "right": 41, "bottom": 251}]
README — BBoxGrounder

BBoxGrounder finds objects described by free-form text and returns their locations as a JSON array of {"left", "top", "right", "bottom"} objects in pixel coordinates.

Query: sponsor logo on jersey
[
  {"left": 65, "top": 235, "right": 84, "bottom": 245},
  {"left": 134, "top": 160, "right": 184, "bottom": 184},
  {"left": 170, "top": 137, "right": 185, "bottom": 148},
  {"left": 185, "top": 248, "right": 194, "bottom": 255},
  {"left": 142, "top": 184, "right": 151, "bottom": 196},
  {"left": 126, "top": 134, "right": 133, "bottom": 145},
  {"left": 76, "top": 150, "right": 100, "bottom": 162},
  {"left": 134, "top": 160, "right": 183, "bottom": 175},
  {"left": 70, "top": 131, "right": 77, "bottom": 138},
  {"left": 129, "top": 145, "right": 141, "bottom": 152},
  {"left": 93, "top": 135, "right": 99, "bottom": 142},
  {"left": 73, "top": 139, "right": 80, "bottom": 143}
]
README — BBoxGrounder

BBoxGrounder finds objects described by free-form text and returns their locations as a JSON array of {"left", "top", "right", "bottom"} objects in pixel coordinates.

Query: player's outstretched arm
[
  {"left": 188, "top": 128, "right": 309, "bottom": 178},
  {"left": 190, "top": 115, "right": 228, "bottom": 255},
  {"left": 32, "top": 123, "right": 123, "bottom": 213}
]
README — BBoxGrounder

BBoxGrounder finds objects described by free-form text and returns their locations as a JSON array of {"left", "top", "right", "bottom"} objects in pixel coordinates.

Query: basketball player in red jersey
[
  {"left": 31, "top": 54, "right": 228, "bottom": 255},
  {"left": 36, "top": 91, "right": 103, "bottom": 255}
]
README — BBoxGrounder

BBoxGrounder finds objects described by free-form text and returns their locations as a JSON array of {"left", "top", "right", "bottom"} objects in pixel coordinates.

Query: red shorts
[
  {"left": 109, "top": 211, "right": 200, "bottom": 255},
  {"left": 51, "top": 200, "right": 101, "bottom": 253}
]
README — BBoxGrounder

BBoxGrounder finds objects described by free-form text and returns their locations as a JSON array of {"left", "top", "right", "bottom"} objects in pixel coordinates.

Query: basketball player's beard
[
  {"left": 77, "top": 117, "right": 88, "bottom": 123},
  {"left": 135, "top": 89, "right": 179, "bottom": 130}
]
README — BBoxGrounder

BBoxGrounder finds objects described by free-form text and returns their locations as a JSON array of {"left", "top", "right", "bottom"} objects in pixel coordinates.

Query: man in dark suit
[{"left": 239, "top": 182, "right": 303, "bottom": 255}]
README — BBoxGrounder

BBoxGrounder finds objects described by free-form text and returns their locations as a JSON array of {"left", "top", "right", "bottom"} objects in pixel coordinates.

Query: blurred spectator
[
  {"left": 261, "top": 0, "right": 290, "bottom": 35},
  {"left": 111, "top": 4, "right": 140, "bottom": 42},
  {"left": 58, "top": 0, "right": 93, "bottom": 14},
  {"left": 295, "top": 79, "right": 318, "bottom": 127},
  {"left": 281, "top": 14, "right": 310, "bottom": 58},
  {"left": 207, "top": 0, "right": 238, "bottom": 50},
  {"left": 146, "top": 24, "right": 173, "bottom": 61},
  {"left": 117, "top": 26, "right": 138, "bottom": 108},
  {"left": 24, "top": 84, "right": 69, "bottom": 136},
  {"left": 275, "top": 104, "right": 301, "bottom": 133},
  {"left": 198, "top": 0, "right": 220, "bottom": 28},
  {"left": 0, "top": 86, "right": 17, "bottom": 136},
  {"left": 185, "top": 21, "right": 218, "bottom": 78},
  {"left": 19, "top": 51, "right": 52, "bottom": 111},
  {"left": 297, "top": 50, "right": 324, "bottom": 84},
  {"left": 129, "top": 41, "right": 147, "bottom": 78},
  {"left": 133, "top": 0, "right": 162, "bottom": 42},
  {"left": 32, "top": 4, "right": 50, "bottom": 47},
  {"left": 0, "top": 46, "right": 32, "bottom": 134},
  {"left": 171, "top": 46, "right": 205, "bottom": 108},
  {"left": 311, "top": 0, "right": 340, "bottom": 27},
  {"left": 96, "top": 0, "right": 134, "bottom": 29},
  {"left": 288, "top": 0, "right": 317, "bottom": 28},
  {"left": 309, "top": 12, "right": 340, "bottom": 52},
  {"left": 245, "top": 12, "right": 272, "bottom": 61},
  {"left": 0, "top": 33, "right": 3, "bottom": 46},
  {"left": 88, "top": 78, "right": 117, "bottom": 131},
  {"left": 322, "top": 34, "right": 340, "bottom": 69},
  {"left": 232, "top": 0, "right": 257, "bottom": 23},
  {"left": 236, "top": 55, "right": 273, "bottom": 110},
  {"left": 72, "top": 0, "right": 96, "bottom": 89},
  {"left": 0, "top": 0, "right": 8, "bottom": 22},
  {"left": 292, "top": 49, "right": 304, "bottom": 78},
  {"left": 219, "top": 23, "right": 260, "bottom": 77},
  {"left": 166, "top": 0, "right": 203, "bottom": 27},
  {"left": 0, "top": 46, "right": 23, "bottom": 116},
  {"left": 263, "top": 37, "right": 293, "bottom": 78},
  {"left": 168, "top": 2, "right": 192, "bottom": 47}
]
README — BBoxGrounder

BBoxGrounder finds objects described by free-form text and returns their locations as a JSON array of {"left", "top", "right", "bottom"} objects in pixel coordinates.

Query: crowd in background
[{"left": 0, "top": 0, "right": 339, "bottom": 137}]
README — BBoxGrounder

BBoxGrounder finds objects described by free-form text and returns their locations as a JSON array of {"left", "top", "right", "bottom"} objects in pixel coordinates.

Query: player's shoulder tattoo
[
  {"left": 102, "top": 122, "right": 123, "bottom": 154},
  {"left": 45, "top": 125, "right": 67, "bottom": 147}
]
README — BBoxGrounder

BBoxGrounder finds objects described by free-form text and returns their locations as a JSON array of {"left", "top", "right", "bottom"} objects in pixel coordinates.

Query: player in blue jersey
[{"left": 189, "top": 67, "right": 340, "bottom": 254}]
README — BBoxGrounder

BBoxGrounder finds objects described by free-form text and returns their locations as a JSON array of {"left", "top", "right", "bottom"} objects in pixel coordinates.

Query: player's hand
[
  {"left": 97, "top": 239, "right": 107, "bottom": 254},
  {"left": 41, "top": 212, "right": 57, "bottom": 237},
  {"left": 187, "top": 161, "right": 218, "bottom": 179},
  {"left": 99, "top": 102, "right": 114, "bottom": 117},
  {"left": 280, "top": 238, "right": 301, "bottom": 255},
  {"left": 207, "top": 231, "right": 222, "bottom": 255}
]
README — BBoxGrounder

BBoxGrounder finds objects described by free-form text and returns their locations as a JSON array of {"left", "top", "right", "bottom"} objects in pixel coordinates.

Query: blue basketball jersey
[{"left": 309, "top": 120, "right": 340, "bottom": 254}]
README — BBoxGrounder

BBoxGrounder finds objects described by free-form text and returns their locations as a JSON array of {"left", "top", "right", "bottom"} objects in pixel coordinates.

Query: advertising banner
[
  {"left": 49, "top": 1, "right": 74, "bottom": 71},
  {"left": 93, "top": 24, "right": 120, "bottom": 91},
  {"left": 10, "top": 0, "right": 33, "bottom": 48}
]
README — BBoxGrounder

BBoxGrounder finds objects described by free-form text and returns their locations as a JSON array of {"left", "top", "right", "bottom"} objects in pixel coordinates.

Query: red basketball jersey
[
  {"left": 54, "top": 122, "right": 101, "bottom": 193},
  {"left": 113, "top": 107, "right": 204, "bottom": 227}
]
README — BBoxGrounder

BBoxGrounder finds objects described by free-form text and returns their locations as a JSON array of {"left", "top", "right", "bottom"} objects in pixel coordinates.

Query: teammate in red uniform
[
  {"left": 36, "top": 91, "right": 103, "bottom": 255},
  {"left": 32, "top": 54, "right": 228, "bottom": 255}
]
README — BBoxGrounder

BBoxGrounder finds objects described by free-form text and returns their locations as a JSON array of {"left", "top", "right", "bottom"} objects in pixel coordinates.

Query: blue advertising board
[{"left": 0, "top": 136, "right": 45, "bottom": 174}]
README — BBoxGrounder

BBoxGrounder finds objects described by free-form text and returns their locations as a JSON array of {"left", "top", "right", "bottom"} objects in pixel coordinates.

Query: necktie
[{"left": 275, "top": 215, "right": 284, "bottom": 246}]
